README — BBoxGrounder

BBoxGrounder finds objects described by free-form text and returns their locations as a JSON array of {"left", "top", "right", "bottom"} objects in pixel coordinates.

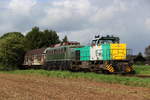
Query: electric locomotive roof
[{"left": 44, "top": 45, "right": 84, "bottom": 53}]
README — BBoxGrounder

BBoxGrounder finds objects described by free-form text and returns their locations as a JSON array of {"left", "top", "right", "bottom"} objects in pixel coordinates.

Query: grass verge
[
  {"left": 0, "top": 69, "right": 150, "bottom": 88},
  {"left": 133, "top": 65, "right": 150, "bottom": 75}
]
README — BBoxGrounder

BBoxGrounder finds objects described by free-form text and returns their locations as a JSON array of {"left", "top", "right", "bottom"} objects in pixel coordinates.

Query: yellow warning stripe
[
  {"left": 105, "top": 64, "right": 115, "bottom": 72},
  {"left": 125, "top": 66, "right": 132, "bottom": 72}
]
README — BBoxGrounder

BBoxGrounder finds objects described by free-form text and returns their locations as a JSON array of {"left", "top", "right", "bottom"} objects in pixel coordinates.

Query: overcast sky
[{"left": 0, "top": 0, "right": 150, "bottom": 54}]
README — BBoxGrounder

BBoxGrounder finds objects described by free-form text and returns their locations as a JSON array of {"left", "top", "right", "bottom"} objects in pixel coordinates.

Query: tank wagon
[{"left": 23, "top": 35, "right": 135, "bottom": 74}]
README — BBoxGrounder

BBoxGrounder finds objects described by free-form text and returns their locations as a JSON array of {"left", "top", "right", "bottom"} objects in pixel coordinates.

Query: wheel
[{"left": 102, "top": 70, "right": 110, "bottom": 74}]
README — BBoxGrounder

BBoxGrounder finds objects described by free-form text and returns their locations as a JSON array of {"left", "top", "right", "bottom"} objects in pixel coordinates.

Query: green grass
[
  {"left": 133, "top": 65, "right": 150, "bottom": 75},
  {"left": 0, "top": 69, "right": 150, "bottom": 88}
]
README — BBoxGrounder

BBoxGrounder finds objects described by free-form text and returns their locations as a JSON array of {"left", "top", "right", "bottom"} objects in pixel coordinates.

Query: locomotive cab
[{"left": 92, "top": 35, "right": 120, "bottom": 45}]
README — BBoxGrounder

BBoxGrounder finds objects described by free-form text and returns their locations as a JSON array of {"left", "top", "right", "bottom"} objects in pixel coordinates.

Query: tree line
[
  {"left": 0, "top": 27, "right": 68, "bottom": 70},
  {"left": 131, "top": 46, "right": 150, "bottom": 65},
  {"left": 1, "top": 26, "right": 150, "bottom": 70},
  {"left": 129, "top": 49, "right": 150, "bottom": 65}
]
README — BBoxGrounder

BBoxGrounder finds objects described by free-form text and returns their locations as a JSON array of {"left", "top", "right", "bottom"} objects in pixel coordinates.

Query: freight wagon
[
  {"left": 23, "top": 48, "right": 46, "bottom": 69},
  {"left": 23, "top": 35, "right": 135, "bottom": 74}
]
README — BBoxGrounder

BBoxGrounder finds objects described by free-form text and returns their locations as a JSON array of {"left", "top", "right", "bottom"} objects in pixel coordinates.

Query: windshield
[{"left": 98, "top": 40, "right": 114, "bottom": 44}]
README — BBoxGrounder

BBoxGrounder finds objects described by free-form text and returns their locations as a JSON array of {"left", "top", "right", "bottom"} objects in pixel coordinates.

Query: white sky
[{"left": 0, "top": 0, "right": 150, "bottom": 54}]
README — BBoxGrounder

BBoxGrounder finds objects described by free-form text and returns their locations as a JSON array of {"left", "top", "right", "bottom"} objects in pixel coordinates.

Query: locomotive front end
[{"left": 91, "top": 35, "right": 135, "bottom": 74}]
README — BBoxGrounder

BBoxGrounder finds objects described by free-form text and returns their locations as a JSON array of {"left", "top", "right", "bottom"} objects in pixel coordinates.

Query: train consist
[{"left": 23, "top": 35, "right": 135, "bottom": 74}]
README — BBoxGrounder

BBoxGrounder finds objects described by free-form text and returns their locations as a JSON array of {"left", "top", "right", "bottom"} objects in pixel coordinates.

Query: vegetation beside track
[
  {"left": 133, "top": 65, "right": 150, "bottom": 75},
  {"left": 0, "top": 69, "right": 150, "bottom": 88}
]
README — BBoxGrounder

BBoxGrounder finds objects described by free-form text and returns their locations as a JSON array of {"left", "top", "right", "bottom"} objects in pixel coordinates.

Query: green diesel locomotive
[{"left": 24, "top": 35, "right": 135, "bottom": 74}]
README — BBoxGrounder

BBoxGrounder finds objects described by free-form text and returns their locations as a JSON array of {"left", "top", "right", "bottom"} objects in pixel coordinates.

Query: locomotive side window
[
  {"left": 50, "top": 50, "right": 52, "bottom": 55},
  {"left": 64, "top": 47, "right": 66, "bottom": 52},
  {"left": 53, "top": 50, "right": 54, "bottom": 54},
  {"left": 59, "top": 48, "right": 61, "bottom": 54}
]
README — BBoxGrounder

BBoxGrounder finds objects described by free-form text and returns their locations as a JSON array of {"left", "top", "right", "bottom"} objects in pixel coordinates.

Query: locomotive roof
[
  {"left": 92, "top": 35, "right": 120, "bottom": 44},
  {"left": 25, "top": 48, "right": 46, "bottom": 56},
  {"left": 44, "top": 45, "right": 84, "bottom": 53}
]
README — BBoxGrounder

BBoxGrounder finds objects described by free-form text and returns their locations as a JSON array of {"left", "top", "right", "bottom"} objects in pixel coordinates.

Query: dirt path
[{"left": 0, "top": 74, "right": 149, "bottom": 100}]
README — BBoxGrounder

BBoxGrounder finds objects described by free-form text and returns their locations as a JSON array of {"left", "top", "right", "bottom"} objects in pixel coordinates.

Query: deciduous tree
[
  {"left": 25, "top": 27, "right": 44, "bottom": 50},
  {"left": 26, "top": 27, "right": 60, "bottom": 49},
  {"left": 0, "top": 32, "right": 25, "bottom": 70}
]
